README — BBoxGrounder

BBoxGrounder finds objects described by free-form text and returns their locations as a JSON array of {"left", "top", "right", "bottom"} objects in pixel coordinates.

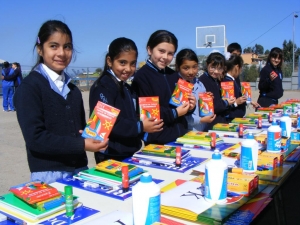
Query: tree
[
  {"left": 252, "top": 44, "right": 264, "bottom": 55},
  {"left": 243, "top": 47, "right": 252, "bottom": 53},
  {"left": 243, "top": 64, "right": 259, "bottom": 82},
  {"left": 95, "top": 68, "right": 103, "bottom": 74},
  {"left": 282, "top": 40, "right": 300, "bottom": 65},
  {"left": 264, "top": 50, "right": 270, "bottom": 55}
]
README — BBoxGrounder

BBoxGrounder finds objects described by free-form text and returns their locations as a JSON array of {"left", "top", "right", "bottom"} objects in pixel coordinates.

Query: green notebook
[{"left": 0, "top": 192, "right": 78, "bottom": 220}]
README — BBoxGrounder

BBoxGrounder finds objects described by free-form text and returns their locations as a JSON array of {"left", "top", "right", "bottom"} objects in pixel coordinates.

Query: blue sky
[{"left": 1, "top": 0, "right": 299, "bottom": 73}]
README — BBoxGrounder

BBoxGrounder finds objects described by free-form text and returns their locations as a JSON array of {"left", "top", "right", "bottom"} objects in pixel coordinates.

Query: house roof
[{"left": 0, "top": 59, "right": 6, "bottom": 63}]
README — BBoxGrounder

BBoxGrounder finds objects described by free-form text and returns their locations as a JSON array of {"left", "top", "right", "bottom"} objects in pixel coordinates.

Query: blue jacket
[
  {"left": 4, "top": 68, "right": 23, "bottom": 87},
  {"left": 2, "top": 67, "right": 14, "bottom": 87},
  {"left": 89, "top": 71, "right": 143, "bottom": 158},
  {"left": 131, "top": 60, "right": 188, "bottom": 144}
]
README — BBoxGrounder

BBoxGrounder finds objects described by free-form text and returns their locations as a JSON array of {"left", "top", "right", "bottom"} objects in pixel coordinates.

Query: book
[
  {"left": 139, "top": 96, "right": 160, "bottom": 121},
  {"left": 199, "top": 93, "right": 214, "bottom": 116},
  {"left": 9, "top": 181, "right": 61, "bottom": 205},
  {"left": 0, "top": 192, "right": 78, "bottom": 221},
  {"left": 169, "top": 78, "right": 194, "bottom": 107},
  {"left": 95, "top": 159, "right": 144, "bottom": 178},
  {"left": 212, "top": 123, "right": 239, "bottom": 132},
  {"left": 221, "top": 81, "right": 235, "bottom": 100},
  {"left": 140, "top": 144, "right": 189, "bottom": 158},
  {"left": 82, "top": 101, "right": 120, "bottom": 141},
  {"left": 241, "top": 82, "right": 252, "bottom": 103},
  {"left": 256, "top": 107, "right": 275, "bottom": 112},
  {"left": 231, "top": 118, "right": 256, "bottom": 125},
  {"left": 245, "top": 113, "right": 268, "bottom": 119},
  {"left": 176, "top": 131, "right": 223, "bottom": 146},
  {"left": 75, "top": 167, "right": 143, "bottom": 187}
]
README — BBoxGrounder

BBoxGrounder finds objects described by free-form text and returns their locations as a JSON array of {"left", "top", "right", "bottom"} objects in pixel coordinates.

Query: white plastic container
[
  {"left": 267, "top": 120, "right": 282, "bottom": 152},
  {"left": 132, "top": 173, "right": 160, "bottom": 225},
  {"left": 280, "top": 113, "right": 292, "bottom": 138},
  {"left": 205, "top": 150, "right": 227, "bottom": 204},
  {"left": 240, "top": 133, "right": 259, "bottom": 173}
]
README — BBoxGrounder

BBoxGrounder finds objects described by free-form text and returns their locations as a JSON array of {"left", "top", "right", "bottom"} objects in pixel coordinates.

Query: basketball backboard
[{"left": 196, "top": 25, "right": 226, "bottom": 49}]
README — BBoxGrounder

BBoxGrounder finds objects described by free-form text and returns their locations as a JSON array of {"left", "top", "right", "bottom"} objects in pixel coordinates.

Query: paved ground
[{"left": 0, "top": 89, "right": 299, "bottom": 194}]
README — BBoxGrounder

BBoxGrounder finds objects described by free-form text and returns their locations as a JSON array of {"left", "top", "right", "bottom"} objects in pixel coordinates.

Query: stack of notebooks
[
  {"left": 74, "top": 159, "right": 145, "bottom": 190},
  {"left": 131, "top": 144, "right": 191, "bottom": 166},
  {"left": 175, "top": 131, "right": 223, "bottom": 147},
  {"left": 0, "top": 181, "right": 78, "bottom": 224}
]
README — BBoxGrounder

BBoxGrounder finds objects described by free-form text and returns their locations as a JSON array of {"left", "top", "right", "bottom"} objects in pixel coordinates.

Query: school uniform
[
  {"left": 177, "top": 73, "right": 207, "bottom": 131},
  {"left": 13, "top": 64, "right": 88, "bottom": 175},
  {"left": 131, "top": 60, "right": 188, "bottom": 144},
  {"left": 198, "top": 72, "right": 228, "bottom": 130},
  {"left": 223, "top": 73, "right": 246, "bottom": 122},
  {"left": 4, "top": 68, "right": 23, "bottom": 88},
  {"left": 258, "top": 62, "right": 284, "bottom": 107},
  {"left": 89, "top": 70, "right": 143, "bottom": 163}
]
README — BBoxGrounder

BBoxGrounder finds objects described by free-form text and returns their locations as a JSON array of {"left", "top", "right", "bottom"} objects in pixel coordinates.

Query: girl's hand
[
  {"left": 1, "top": 75, "right": 4, "bottom": 80},
  {"left": 226, "top": 97, "right": 236, "bottom": 106},
  {"left": 176, "top": 102, "right": 190, "bottom": 117},
  {"left": 142, "top": 118, "right": 164, "bottom": 133},
  {"left": 187, "top": 94, "right": 196, "bottom": 111},
  {"left": 84, "top": 138, "right": 109, "bottom": 152},
  {"left": 236, "top": 96, "right": 247, "bottom": 105},
  {"left": 200, "top": 114, "right": 216, "bottom": 123},
  {"left": 250, "top": 101, "right": 261, "bottom": 109}
]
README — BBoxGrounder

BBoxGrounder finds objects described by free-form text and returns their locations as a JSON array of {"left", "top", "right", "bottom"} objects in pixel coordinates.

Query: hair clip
[{"left": 37, "top": 37, "right": 40, "bottom": 44}]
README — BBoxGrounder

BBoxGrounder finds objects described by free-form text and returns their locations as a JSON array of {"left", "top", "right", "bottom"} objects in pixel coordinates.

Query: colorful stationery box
[
  {"left": 221, "top": 81, "right": 234, "bottom": 100},
  {"left": 9, "top": 181, "right": 61, "bottom": 205},
  {"left": 169, "top": 78, "right": 194, "bottom": 107},
  {"left": 141, "top": 144, "right": 180, "bottom": 157},
  {"left": 139, "top": 96, "right": 160, "bottom": 121},
  {"left": 199, "top": 93, "right": 214, "bottom": 116},
  {"left": 231, "top": 118, "right": 256, "bottom": 125},
  {"left": 241, "top": 82, "right": 251, "bottom": 102},
  {"left": 82, "top": 101, "right": 120, "bottom": 141},
  {"left": 95, "top": 159, "right": 143, "bottom": 178},
  {"left": 212, "top": 123, "right": 239, "bottom": 132},
  {"left": 256, "top": 107, "right": 276, "bottom": 112},
  {"left": 245, "top": 113, "right": 268, "bottom": 119}
]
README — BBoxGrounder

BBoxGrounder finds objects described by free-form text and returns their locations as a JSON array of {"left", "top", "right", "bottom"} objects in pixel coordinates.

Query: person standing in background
[
  {"left": 1, "top": 61, "right": 15, "bottom": 112},
  {"left": 3, "top": 62, "right": 23, "bottom": 91},
  {"left": 257, "top": 47, "right": 284, "bottom": 107}
]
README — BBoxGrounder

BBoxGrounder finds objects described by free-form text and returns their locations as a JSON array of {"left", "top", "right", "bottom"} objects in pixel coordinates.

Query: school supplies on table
[
  {"left": 139, "top": 96, "right": 160, "bottom": 121},
  {"left": 199, "top": 93, "right": 214, "bottom": 116},
  {"left": 169, "top": 78, "right": 194, "bottom": 107},
  {"left": 212, "top": 123, "right": 239, "bottom": 132},
  {"left": 139, "top": 144, "right": 190, "bottom": 158},
  {"left": 221, "top": 81, "right": 234, "bottom": 100},
  {"left": 9, "top": 181, "right": 61, "bottom": 205},
  {"left": 82, "top": 101, "right": 120, "bottom": 141},
  {"left": 123, "top": 156, "right": 206, "bottom": 173},
  {"left": 56, "top": 176, "right": 164, "bottom": 201},
  {"left": 0, "top": 192, "right": 79, "bottom": 224},
  {"left": 231, "top": 118, "right": 256, "bottom": 125}
]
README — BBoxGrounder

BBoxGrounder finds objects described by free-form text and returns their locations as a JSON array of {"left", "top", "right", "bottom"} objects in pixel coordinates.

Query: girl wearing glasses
[{"left": 198, "top": 52, "right": 235, "bottom": 130}]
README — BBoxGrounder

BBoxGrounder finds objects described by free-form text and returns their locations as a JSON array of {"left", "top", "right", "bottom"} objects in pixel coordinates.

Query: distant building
[{"left": 241, "top": 53, "right": 267, "bottom": 66}]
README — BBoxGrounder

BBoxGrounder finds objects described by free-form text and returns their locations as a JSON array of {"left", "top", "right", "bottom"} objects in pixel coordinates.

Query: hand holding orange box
[
  {"left": 139, "top": 96, "right": 160, "bottom": 121},
  {"left": 169, "top": 78, "right": 194, "bottom": 107}
]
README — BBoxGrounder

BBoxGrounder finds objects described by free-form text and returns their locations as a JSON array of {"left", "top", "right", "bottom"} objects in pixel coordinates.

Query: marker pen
[
  {"left": 238, "top": 124, "right": 244, "bottom": 138},
  {"left": 257, "top": 117, "right": 262, "bottom": 129},
  {"left": 122, "top": 165, "right": 129, "bottom": 193},
  {"left": 210, "top": 132, "right": 216, "bottom": 150},
  {"left": 175, "top": 147, "right": 182, "bottom": 167},
  {"left": 268, "top": 112, "right": 273, "bottom": 123}
]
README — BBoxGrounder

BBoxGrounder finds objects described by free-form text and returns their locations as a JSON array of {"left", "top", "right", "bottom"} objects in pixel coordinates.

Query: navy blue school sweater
[
  {"left": 223, "top": 74, "right": 246, "bottom": 120},
  {"left": 131, "top": 60, "right": 188, "bottom": 144},
  {"left": 14, "top": 71, "right": 87, "bottom": 173},
  {"left": 198, "top": 72, "right": 228, "bottom": 130},
  {"left": 89, "top": 71, "right": 143, "bottom": 159},
  {"left": 258, "top": 62, "right": 284, "bottom": 100}
]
